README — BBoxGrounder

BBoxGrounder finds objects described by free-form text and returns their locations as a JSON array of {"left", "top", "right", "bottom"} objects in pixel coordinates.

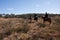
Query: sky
[{"left": 0, "top": 0, "right": 60, "bottom": 14}]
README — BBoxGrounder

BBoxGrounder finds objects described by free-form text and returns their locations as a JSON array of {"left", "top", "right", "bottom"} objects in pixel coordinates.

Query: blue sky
[{"left": 0, "top": 0, "right": 60, "bottom": 14}]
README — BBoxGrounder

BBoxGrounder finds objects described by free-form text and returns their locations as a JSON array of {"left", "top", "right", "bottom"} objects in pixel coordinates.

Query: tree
[
  {"left": 0, "top": 14, "right": 2, "bottom": 17},
  {"left": 4, "top": 14, "right": 10, "bottom": 18},
  {"left": 10, "top": 14, "right": 15, "bottom": 18}
]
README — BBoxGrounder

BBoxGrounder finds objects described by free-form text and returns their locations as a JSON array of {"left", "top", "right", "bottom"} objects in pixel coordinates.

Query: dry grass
[{"left": 0, "top": 17, "right": 60, "bottom": 40}]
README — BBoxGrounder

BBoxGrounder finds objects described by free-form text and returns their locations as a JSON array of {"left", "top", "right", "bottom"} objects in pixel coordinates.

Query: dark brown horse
[
  {"left": 42, "top": 16, "right": 51, "bottom": 24},
  {"left": 41, "top": 12, "right": 51, "bottom": 24}
]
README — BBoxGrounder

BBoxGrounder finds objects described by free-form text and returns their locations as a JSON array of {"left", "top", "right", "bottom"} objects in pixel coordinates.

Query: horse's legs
[
  {"left": 36, "top": 18, "right": 38, "bottom": 21},
  {"left": 34, "top": 18, "right": 38, "bottom": 22},
  {"left": 50, "top": 20, "right": 51, "bottom": 24},
  {"left": 48, "top": 18, "right": 51, "bottom": 24}
]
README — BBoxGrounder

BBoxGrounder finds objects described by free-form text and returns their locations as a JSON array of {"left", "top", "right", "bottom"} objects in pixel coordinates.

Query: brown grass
[{"left": 0, "top": 17, "right": 60, "bottom": 40}]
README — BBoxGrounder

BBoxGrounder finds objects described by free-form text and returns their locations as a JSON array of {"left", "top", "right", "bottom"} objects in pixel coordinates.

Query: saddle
[{"left": 44, "top": 17, "right": 49, "bottom": 21}]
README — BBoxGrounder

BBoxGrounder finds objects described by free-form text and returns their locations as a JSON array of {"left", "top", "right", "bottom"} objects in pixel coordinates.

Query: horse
[{"left": 42, "top": 16, "right": 51, "bottom": 24}]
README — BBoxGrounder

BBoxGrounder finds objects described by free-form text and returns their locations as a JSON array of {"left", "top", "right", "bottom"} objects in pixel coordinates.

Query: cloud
[{"left": 7, "top": 8, "right": 15, "bottom": 11}]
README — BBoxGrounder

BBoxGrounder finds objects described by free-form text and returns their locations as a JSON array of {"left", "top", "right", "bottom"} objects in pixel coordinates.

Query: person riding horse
[
  {"left": 42, "top": 12, "right": 51, "bottom": 24},
  {"left": 43, "top": 12, "right": 49, "bottom": 20},
  {"left": 45, "top": 12, "right": 48, "bottom": 18},
  {"left": 34, "top": 14, "right": 38, "bottom": 21}
]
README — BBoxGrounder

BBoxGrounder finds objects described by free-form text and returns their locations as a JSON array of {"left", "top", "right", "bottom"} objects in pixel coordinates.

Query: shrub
[
  {"left": 15, "top": 22, "right": 29, "bottom": 33},
  {"left": 4, "top": 29, "right": 13, "bottom": 36},
  {"left": 54, "top": 18, "right": 60, "bottom": 24},
  {"left": 37, "top": 23, "right": 46, "bottom": 28}
]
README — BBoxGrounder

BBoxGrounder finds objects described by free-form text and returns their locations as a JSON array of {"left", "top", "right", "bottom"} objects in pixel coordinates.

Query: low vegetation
[{"left": 0, "top": 14, "right": 60, "bottom": 40}]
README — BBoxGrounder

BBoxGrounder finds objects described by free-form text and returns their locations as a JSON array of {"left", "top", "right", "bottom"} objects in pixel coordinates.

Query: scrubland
[{"left": 0, "top": 16, "right": 60, "bottom": 40}]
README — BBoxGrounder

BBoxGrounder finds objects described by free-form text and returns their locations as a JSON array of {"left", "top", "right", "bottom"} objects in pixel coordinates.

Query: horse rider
[
  {"left": 44, "top": 12, "right": 48, "bottom": 18},
  {"left": 34, "top": 14, "right": 38, "bottom": 21}
]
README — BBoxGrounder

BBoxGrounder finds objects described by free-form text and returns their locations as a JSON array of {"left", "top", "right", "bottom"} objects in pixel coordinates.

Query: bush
[
  {"left": 15, "top": 22, "right": 29, "bottom": 33},
  {"left": 37, "top": 23, "right": 46, "bottom": 28},
  {"left": 54, "top": 19, "right": 60, "bottom": 24},
  {"left": 4, "top": 29, "right": 13, "bottom": 36}
]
